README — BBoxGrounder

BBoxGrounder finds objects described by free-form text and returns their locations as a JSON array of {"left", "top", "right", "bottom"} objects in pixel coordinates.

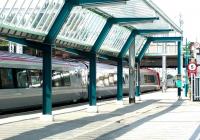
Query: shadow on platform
[
  {"left": 189, "top": 124, "right": 200, "bottom": 140},
  {"left": 96, "top": 99, "right": 184, "bottom": 139},
  {"left": 5, "top": 99, "right": 159, "bottom": 140}
]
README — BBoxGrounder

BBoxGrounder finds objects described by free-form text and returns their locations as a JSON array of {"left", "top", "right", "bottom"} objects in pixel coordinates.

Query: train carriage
[{"left": 0, "top": 51, "right": 160, "bottom": 113}]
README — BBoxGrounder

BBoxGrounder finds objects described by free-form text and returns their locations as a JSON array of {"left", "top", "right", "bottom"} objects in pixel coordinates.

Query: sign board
[
  {"left": 188, "top": 63, "right": 197, "bottom": 71},
  {"left": 188, "top": 62, "right": 197, "bottom": 77}
]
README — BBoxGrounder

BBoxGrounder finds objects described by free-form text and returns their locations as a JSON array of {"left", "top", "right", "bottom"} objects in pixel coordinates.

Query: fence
[{"left": 191, "top": 75, "right": 200, "bottom": 101}]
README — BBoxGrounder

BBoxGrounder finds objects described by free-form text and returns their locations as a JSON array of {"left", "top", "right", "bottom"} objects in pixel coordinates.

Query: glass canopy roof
[
  {"left": 0, "top": 0, "right": 182, "bottom": 58},
  {"left": 57, "top": 6, "right": 106, "bottom": 47},
  {"left": 0, "top": 0, "right": 63, "bottom": 36},
  {"left": 100, "top": 25, "right": 131, "bottom": 55},
  {"left": 97, "top": 0, "right": 157, "bottom": 18}
]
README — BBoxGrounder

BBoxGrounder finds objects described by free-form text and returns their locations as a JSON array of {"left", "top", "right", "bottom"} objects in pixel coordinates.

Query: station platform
[{"left": 0, "top": 88, "right": 200, "bottom": 140}]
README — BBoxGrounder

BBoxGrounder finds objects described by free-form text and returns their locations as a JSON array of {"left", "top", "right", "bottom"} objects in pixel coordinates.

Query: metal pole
[
  {"left": 184, "top": 40, "right": 189, "bottom": 97},
  {"left": 136, "top": 62, "right": 141, "bottom": 97},
  {"left": 42, "top": 47, "right": 52, "bottom": 115},
  {"left": 89, "top": 53, "right": 97, "bottom": 106},
  {"left": 117, "top": 58, "right": 123, "bottom": 101},
  {"left": 129, "top": 37, "right": 135, "bottom": 103},
  {"left": 178, "top": 41, "right": 182, "bottom": 97}
]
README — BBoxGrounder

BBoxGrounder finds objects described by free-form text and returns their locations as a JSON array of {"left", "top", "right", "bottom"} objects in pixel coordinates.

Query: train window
[
  {"left": 144, "top": 75, "right": 156, "bottom": 83},
  {"left": 0, "top": 68, "right": 14, "bottom": 89},
  {"left": 61, "top": 71, "right": 71, "bottom": 86},
  {"left": 16, "top": 70, "right": 29, "bottom": 88},
  {"left": 29, "top": 70, "right": 41, "bottom": 88},
  {"left": 52, "top": 71, "right": 62, "bottom": 87}
]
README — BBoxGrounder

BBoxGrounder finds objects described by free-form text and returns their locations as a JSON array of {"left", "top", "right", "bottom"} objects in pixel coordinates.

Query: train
[{"left": 0, "top": 51, "right": 160, "bottom": 113}]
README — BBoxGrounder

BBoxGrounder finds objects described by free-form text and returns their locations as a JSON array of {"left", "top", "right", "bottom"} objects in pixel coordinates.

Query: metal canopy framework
[
  {"left": 0, "top": 0, "right": 183, "bottom": 115},
  {"left": 0, "top": 0, "right": 182, "bottom": 57}
]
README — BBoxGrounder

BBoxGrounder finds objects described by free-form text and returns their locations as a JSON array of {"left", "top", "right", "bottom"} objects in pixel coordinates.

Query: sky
[{"left": 152, "top": 0, "right": 200, "bottom": 42}]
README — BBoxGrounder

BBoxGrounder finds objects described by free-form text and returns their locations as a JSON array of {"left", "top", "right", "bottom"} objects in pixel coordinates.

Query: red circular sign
[
  {"left": 188, "top": 62, "right": 197, "bottom": 77},
  {"left": 188, "top": 63, "right": 197, "bottom": 71}
]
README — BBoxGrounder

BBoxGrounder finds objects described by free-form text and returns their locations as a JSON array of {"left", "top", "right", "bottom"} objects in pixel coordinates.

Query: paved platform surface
[{"left": 0, "top": 88, "right": 200, "bottom": 140}]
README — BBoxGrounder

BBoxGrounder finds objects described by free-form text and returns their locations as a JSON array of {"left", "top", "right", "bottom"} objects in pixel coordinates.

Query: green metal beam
[
  {"left": 77, "top": 0, "right": 127, "bottom": 6},
  {"left": 88, "top": 16, "right": 162, "bottom": 107},
  {"left": 61, "top": 47, "right": 118, "bottom": 61},
  {"left": 149, "top": 36, "right": 183, "bottom": 42},
  {"left": 136, "top": 38, "right": 152, "bottom": 62},
  {"left": 64, "top": 48, "right": 90, "bottom": 56},
  {"left": 44, "top": 1, "right": 74, "bottom": 43},
  {"left": 90, "top": 21, "right": 113, "bottom": 53},
  {"left": 133, "top": 29, "right": 173, "bottom": 34},
  {"left": 45, "top": 0, "right": 132, "bottom": 44},
  {"left": 110, "top": 17, "right": 159, "bottom": 24},
  {"left": 136, "top": 37, "right": 183, "bottom": 63},
  {"left": 118, "top": 29, "right": 173, "bottom": 58},
  {"left": 6, "top": 36, "right": 50, "bottom": 51},
  {"left": 118, "top": 31, "right": 136, "bottom": 58},
  {"left": 91, "top": 17, "right": 159, "bottom": 53},
  {"left": 98, "top": 54, "right": 118, "bottom": 61}
]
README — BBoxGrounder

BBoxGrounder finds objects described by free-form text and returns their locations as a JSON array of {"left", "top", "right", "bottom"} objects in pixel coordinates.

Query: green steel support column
[
  {"left": 42, "top": 47, "right": 52, "bottom": 115},
  {"left": 117, "top": 58, "right": 123, "bottom": 101},
  {"left": 178, "top": 41, "right": 182, "bottom": 97},
  {"left": 136, "top": 62, "right": 141, "bottom": 96},
  {"left": 88, "top": 20, "right": 112, "bottom": 108},
  {"left": 89, "top": 53, "right": 97, "bottom": 106},
  {"left": 184, "top": 40, "right": 189, "bottom": 97},
  {"left": 42, "top": 0, "right": 74, "bottom": 116}
]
